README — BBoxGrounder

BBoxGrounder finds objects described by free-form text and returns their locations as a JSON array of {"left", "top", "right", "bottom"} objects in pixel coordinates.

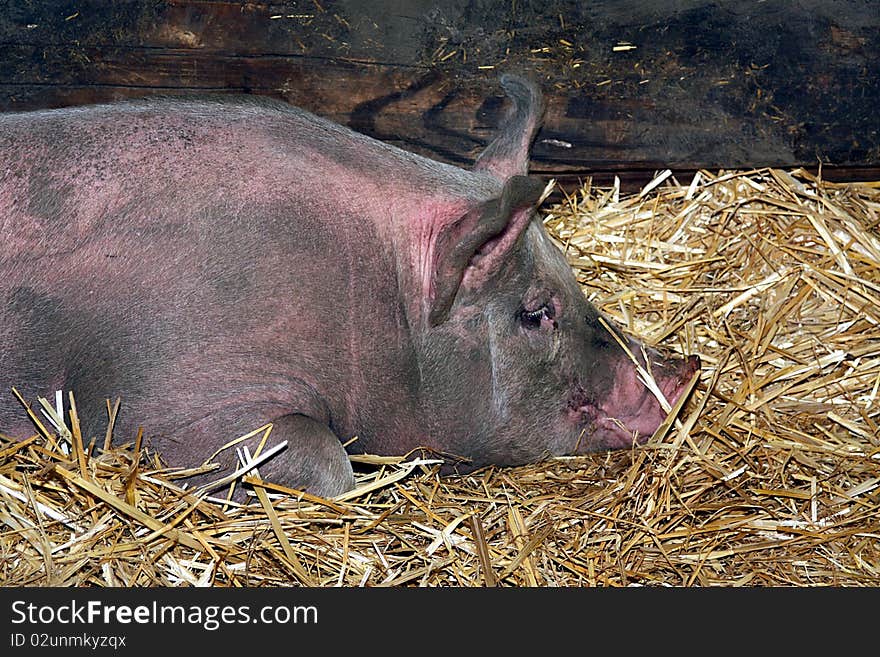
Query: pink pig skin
[{"left": 0, "top": 76, "right": 698, "bottom": 496}]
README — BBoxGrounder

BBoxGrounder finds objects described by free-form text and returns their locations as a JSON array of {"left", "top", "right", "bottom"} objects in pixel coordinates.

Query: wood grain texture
[{"left": 1, "top": 0, "right": 877, "bottom": 183}]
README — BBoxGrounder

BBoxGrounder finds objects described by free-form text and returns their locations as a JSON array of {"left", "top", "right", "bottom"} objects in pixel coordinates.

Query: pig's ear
[
  {"left": 473, "top": 74, "right": 545, "bottom": 180},
  {"left": 429, "top": 174, "right": 546, "bottom": 326}
]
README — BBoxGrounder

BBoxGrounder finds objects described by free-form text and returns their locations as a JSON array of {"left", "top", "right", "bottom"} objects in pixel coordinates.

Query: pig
[{"left": 0, "top": 75, "right": 699, "bottom": 497}]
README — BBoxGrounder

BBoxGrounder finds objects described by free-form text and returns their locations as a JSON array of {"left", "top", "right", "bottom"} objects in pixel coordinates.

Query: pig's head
[{"left": 413, "top": 75, "right": 699, "bottom": 470}]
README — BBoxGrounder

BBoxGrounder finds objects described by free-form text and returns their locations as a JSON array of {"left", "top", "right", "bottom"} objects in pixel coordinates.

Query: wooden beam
[{"left": 1, "top": 1, "right": 877, "bottom": 178}]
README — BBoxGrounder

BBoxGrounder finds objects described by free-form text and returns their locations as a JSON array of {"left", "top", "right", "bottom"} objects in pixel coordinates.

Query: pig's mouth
[{"left": 572, "top": 354, "right": 700, "bottom": 452}]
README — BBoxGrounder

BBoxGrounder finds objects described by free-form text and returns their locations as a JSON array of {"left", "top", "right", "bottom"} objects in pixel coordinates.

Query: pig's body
[{"left": 0, "top": 78, "right": 698, "bottom": 496}]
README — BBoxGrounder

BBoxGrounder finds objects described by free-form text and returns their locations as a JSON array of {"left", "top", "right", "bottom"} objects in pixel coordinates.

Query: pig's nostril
[{"left": 685, "top": 354, "right": 701, "bottom": 374}]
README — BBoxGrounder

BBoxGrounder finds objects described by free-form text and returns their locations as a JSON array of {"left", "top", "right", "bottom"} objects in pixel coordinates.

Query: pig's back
[{"left": 0, "top": 95, "right": 485, "bottom": 257}]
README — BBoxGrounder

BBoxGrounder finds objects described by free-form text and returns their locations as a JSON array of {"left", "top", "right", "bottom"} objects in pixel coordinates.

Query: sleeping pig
[{"left": 0, "top": 75, "right": 699, "bottom": 496}]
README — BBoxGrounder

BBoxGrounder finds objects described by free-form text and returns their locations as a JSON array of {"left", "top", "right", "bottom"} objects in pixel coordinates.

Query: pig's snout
[
  {"left": 585, "top": 349, "right": 701, "bottom": 450},
  {"left": 658, "top": 353, "right": 701, "bottom": 404},
  {"left": 677, "top": 354, "right": 701, "bottom": 387}
]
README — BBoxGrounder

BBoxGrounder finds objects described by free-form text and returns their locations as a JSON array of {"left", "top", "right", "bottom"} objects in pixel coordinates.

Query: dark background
[
  {"left": 1, "top": 0, "right": 878, "bottom": 188},
  {"left": 0, "top": 587, "right": 872, "bottom": 650}
]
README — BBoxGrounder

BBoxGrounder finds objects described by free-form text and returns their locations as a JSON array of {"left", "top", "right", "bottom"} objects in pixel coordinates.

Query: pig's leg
[{"left": 256, "top": 414, "right": 355, "bottom": 497}]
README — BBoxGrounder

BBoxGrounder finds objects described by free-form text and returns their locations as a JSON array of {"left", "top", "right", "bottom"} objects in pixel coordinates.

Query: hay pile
[{"left": 2, "top": 167, "right": 879, "bottom": 587}]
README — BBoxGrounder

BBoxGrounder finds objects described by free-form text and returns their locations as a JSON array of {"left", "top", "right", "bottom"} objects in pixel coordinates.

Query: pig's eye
[{"left": 519, "top": 303, "right": 555, "bottom": 330}]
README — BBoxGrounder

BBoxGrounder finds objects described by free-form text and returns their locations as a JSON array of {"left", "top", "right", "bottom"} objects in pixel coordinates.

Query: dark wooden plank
[{"left": 1, "top": 0, "right": 877, "bottom": 181}]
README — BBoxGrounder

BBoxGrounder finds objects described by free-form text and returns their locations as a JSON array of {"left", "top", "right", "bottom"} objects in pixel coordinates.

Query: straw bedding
[{"left": 1, "top": 167, "right": 878, "bottom": 586}]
